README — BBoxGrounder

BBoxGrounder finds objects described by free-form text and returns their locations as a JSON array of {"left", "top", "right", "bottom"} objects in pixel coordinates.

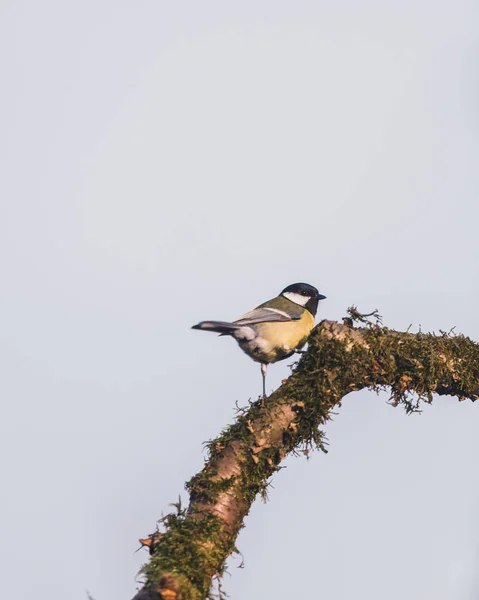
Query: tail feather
[{"left": 191, "top": 320, "right": 239, "bottom": 335}]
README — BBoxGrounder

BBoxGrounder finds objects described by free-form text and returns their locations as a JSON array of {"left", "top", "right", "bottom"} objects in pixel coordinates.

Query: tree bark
[{"left": 132, "top": 316, "right": 479, "bottom": 600}]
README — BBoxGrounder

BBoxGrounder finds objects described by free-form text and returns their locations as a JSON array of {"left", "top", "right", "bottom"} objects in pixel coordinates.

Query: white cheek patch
[{"left": 283, "top": 291, "right": 310, "bottom": 306}]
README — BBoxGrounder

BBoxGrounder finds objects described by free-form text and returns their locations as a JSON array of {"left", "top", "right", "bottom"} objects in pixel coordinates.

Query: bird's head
[{"left": 280, "top": 282, "right": 326, "bottom": 316}]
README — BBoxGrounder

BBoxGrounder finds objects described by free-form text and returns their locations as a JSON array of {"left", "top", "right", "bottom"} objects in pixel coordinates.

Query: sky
[{"left": 1, "top": 1, "right": 479, "bottom": 599}]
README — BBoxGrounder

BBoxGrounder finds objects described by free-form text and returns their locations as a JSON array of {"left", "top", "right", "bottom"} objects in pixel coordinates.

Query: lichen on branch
[{"left": 132, "top": 314, "right": 479, "bottom": 600}]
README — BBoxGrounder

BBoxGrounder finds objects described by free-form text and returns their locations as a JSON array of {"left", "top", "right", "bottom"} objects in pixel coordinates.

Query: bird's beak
[{"left": 317, "top": 294, "right": 327, "bottom": 300}]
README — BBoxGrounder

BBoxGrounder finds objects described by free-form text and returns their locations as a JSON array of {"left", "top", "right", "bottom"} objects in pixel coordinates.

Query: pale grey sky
[{"left": 1, "top": 1, "right": 478, "bottom": 599}]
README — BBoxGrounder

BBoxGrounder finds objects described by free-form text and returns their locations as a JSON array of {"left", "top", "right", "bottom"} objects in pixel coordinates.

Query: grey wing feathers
[
  {"left": 192, "top": 308, "right": 300, "bottom": 334},
  {"left": 192, "top": 320, "right": 241, "bottom": 334},
  {"left": 233, "top": 307, "right": 300, "bottom": 326}
]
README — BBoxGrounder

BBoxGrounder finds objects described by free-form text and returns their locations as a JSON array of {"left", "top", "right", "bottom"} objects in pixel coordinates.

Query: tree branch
[{"left": 132, "top": 319, "right": 479, "bottom": 600}]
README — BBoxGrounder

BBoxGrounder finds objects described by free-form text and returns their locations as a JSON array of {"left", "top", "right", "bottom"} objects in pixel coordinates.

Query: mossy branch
[{"left": 132, "top": 317, "right": 479, "bottom": 600}]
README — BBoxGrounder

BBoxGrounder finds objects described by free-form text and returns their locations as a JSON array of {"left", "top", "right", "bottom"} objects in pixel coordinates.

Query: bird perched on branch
[{"left": 192, "top": 282, "right": 326, "bottom": 397}]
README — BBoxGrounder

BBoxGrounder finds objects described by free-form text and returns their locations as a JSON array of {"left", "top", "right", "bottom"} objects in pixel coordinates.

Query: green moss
[
  {"left": 141, "top": 501, "right": 232, "bottom": 599},
  {"left": 186, "top": 473, "right": 237, "bottom": 505}
]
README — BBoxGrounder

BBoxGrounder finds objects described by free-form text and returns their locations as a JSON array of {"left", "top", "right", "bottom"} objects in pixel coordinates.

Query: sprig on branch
[{"left": 345, "top": 305, "right": 383, "bottom": 326}]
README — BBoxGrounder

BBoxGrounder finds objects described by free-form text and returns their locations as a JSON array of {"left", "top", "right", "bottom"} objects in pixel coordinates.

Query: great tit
[{"left": 192, "top": 282, "right": 326, "bottom": 397}]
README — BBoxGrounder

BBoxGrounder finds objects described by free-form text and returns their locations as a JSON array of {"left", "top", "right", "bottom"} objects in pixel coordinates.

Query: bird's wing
[{"left": 233, "top": 306, "right": 300, "bottom": 326}]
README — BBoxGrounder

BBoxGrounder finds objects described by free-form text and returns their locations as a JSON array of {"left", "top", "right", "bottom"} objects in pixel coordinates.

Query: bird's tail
[{"left": 191, "top": 320, "right": 240, "bottom": 335}]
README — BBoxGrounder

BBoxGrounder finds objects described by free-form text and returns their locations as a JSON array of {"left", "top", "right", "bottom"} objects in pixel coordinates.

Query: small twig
[{"left": 346, "top": 306, "right": 383, "bottom": 326}]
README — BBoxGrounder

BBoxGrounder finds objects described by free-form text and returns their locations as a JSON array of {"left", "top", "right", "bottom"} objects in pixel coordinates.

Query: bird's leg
[{"left": 261, "top": 363, "right": 267, "bottom": 398}]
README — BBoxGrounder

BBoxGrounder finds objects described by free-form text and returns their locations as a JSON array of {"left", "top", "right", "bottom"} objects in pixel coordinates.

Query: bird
[{"left": 192, "top": 282, "right": 326, "bottom": 397}]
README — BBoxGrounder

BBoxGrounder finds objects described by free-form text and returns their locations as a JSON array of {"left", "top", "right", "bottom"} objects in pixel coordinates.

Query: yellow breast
[{"left": 246, "top": 310, "right": 315, "bottom": 363}]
